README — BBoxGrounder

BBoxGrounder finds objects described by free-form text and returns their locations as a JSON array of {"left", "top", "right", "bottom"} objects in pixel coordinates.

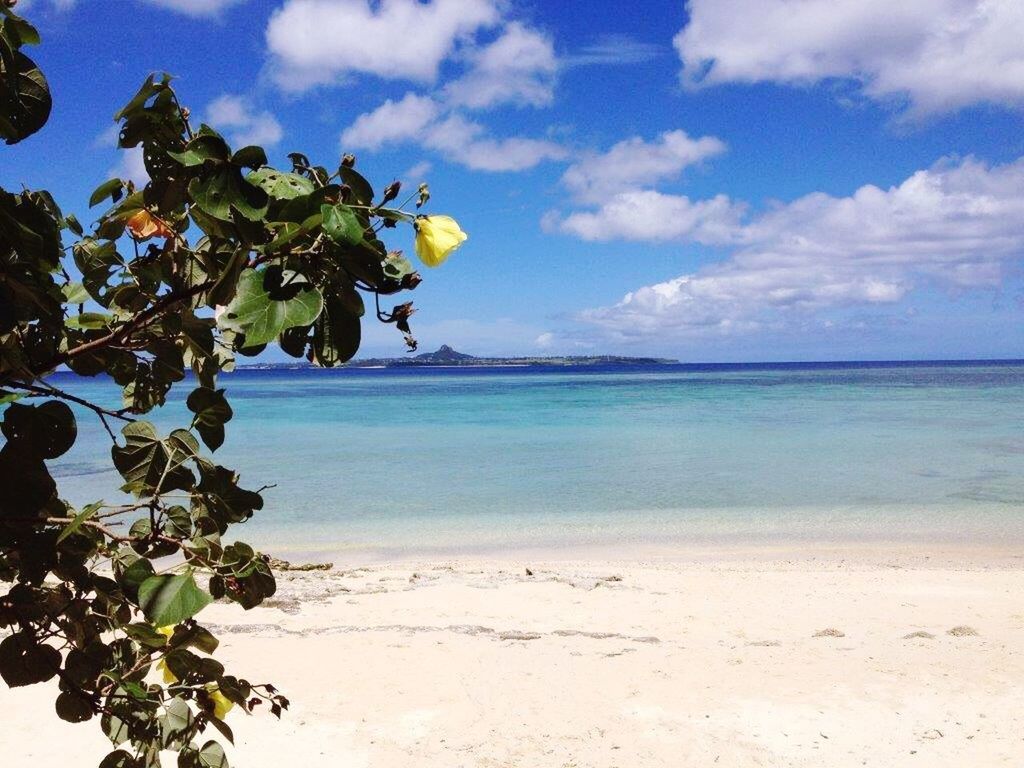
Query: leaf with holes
[{"left": 218, "top": 267, "right": 323, "bottom": 347}]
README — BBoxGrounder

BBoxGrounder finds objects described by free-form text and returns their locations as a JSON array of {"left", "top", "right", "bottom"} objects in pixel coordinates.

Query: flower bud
[{"left": 381, "top": 180, "right": 401, "bottom": 205}]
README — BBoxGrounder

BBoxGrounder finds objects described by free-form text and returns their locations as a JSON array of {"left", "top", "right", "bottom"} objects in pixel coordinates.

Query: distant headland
[{"left": 241, "top": 344, "right": 678, "bottom": 369}]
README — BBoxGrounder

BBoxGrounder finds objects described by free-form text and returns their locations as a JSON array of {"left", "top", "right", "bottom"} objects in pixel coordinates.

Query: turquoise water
[{"left": 48, "top": 362, "right": 1024, "bottom": 556}]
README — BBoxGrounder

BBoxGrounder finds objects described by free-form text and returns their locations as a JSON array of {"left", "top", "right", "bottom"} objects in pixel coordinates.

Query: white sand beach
[{"left": 3, "top": 544, "right": 1024, "bottom": 767}]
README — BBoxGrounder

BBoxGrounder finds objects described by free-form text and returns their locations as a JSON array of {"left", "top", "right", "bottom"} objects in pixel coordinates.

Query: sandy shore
[{"left": 3, "top": 544, "right": 1024, "bottom": 766}]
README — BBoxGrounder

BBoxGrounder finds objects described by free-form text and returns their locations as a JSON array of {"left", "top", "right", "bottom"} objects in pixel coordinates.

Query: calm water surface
[{"left": 50, "top": 361, "right": 1024, "bottom": 556}]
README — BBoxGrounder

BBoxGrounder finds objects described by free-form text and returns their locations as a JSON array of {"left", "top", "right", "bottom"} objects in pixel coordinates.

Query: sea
[{"left": 48, "top": 360, "right": 1024, "bottom": 558}]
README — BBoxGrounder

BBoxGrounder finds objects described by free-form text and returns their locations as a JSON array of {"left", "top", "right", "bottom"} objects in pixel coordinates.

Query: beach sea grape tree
[{"left": 0, "top": 6, "right": 466, "bottom": 766}]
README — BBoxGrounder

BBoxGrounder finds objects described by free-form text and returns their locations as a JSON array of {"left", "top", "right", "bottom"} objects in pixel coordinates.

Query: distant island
[{"left": 241, "top": 345, "right": 678, "bottom": 369}]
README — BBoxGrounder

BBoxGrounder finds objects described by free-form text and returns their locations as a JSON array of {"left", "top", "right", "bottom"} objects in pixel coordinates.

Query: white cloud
[
  {"left": 423, "top": 114, "right": 566, "bottom": 171},
  {"left": 565, "top": 34, "right": 663, "bottom": 67},
  {"left": 578, "top": 156, "right": 1024, "bottom": 338},
  {"left": 140, "top": 0, "right": 246, "bottom": 14},
  {"left": 561, "top": 130, "right": 727, "bottom": 203},
  {"left": 93, "top": 123, "right": 121, "bottom": 149},
  {"left": 675, "top": 0, "right": 1024, "bottom": 117},
  {"left": 206, "top": 95, "right": 283, "bottom": 147},
  {"left": 340, "top": 93, "right": 440, "bottom": 151},
  {"left": 444, "top": 22, "right": 558, "bottom": 109},
  {"left": 109, "top": 146, "right": 149, "bottom": 187},
  {"left": 341, "top": 101, "right": 565, "bottom": 172},
  {"left": 266, "top": 0, "right": 501, "bottom": 91},
  {"left": 403, "top": 160, "right": 433, "bottom": 183},
  {"left": 534, "top": 332, "right": 555, "bottom": 349},
  {"left": 547, "top": 190, "right": 745, "bottom": 243}
]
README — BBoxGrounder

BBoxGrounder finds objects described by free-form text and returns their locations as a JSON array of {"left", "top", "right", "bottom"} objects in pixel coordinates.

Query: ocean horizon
[{"left": 49, "top": 358, "right": 1024, "bottom": 559}]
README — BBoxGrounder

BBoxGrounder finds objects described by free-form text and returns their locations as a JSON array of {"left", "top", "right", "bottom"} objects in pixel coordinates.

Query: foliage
[{"left": 0, "top": 5, "right": 464, "bottom": 765}]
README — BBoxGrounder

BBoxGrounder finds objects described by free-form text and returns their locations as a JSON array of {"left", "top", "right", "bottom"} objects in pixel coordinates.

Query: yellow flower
[
  {"left": 155, "top": 626, "right": 177, "bottom": 683},
  {"left": 413, "top": 215, "right": 467, "bottom": 268},
  {"left": 156, "top": 658, "right": 177, "bottom": 684},
  {"left": 205, "top": 684, "right": 235, "bottom": 720},
  {"left": 126, "top": 209, "right": 174, "bottom": 241}
]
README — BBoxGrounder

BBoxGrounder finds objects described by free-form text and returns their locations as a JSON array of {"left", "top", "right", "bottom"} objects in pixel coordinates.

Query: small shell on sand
[
  {"left": 813, "top": 628, "right": 845, "bottom": 638},
  {"left": 947, "top": 625, "right": 979, "bottom": 637},
  {"left": 902, "top": 630, "right": 935, "bottom": 640}
]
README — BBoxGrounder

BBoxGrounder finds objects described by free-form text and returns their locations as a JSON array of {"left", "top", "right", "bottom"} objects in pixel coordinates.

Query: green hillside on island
[{"left": 241, "top": 345, "right": 678, "bottom": 369}]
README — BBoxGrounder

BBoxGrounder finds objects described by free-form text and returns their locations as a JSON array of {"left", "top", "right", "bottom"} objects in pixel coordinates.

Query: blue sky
[{"left": 4, "top": 0, "right": 1024, "bottom": 361}]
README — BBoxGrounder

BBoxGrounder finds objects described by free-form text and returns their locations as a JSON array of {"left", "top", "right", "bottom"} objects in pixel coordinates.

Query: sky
[{"left": 3, "top": 0, "right": 1024, "bottom": 362}]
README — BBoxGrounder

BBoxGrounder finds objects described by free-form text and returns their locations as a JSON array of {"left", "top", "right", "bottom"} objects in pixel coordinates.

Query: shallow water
[{"left": 47, "top": 361, "right": 1024, "bottom": 555}]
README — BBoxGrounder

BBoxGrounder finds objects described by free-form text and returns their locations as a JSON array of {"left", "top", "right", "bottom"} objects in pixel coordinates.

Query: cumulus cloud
[
  {"left": 206, "top": 95, "right": 283, "bottom": 147},
  {"left": 544, "top": 130, "right": 735, "bottom": 238},
  {"left": 675, "top": 0, "right": 1024, "bottom": 117},
  {"left": 340, "top": 93, "right": 441, "bottom": 151},
  {"left": 564, "top": 34, "right": 663, "bottom": 67},
  {"left": 547, "top": 190, "right": 745, "bottom": 243},
  {"left": 561, "top": 130, "right": 727, "bottom": 204},
  {"left": 109, "top": 146, "right": 149, "bottom": 187},
  {"left": 422, "top": 114, "right": 566, "bottom": 172},
  {"left": 341, "top": 98, "right": 565, "bottom": 172},
  {"left": 444, "top": 22, "right": 558, "bottom": 109},
  {"left": 579, "top": 157, "right": 1024, "bottom": 337},
  {"left": 403, "top": 161, "right": 433, "bottom": 183},
  {"left": 266, "top": 0, "right": 501, "bottom": 91}
]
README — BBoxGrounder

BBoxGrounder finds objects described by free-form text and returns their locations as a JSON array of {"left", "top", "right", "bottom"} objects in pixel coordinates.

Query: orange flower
[{"left": 126, "top": 209, "right": 174, "bottom": 241}]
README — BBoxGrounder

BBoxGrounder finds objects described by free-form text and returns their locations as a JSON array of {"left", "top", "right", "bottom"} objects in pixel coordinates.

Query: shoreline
[{"left": 254, "top": 537, "right": 1024, "bottom": 570}]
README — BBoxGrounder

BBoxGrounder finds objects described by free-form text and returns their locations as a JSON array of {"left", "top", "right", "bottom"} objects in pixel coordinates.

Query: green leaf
[
  {"left": 66, "top": 311, "right": 112, "bottom": 330},
  {"left": 64, "top": 212, "right": 84, "bottom": 236},
  {"left": 2, "top": 12, "right": 41, "bottom": 46},
  {"left": 111, "top": 421, "right": 196, "bottom": 497},
  {"left": 219, "top": 267, "right": 323, "bottom": 347},
  {"left": 118, "top": 556, "right": 155, "bottom": 601},
  {"left": 0, "top": 47, "right": 52, "bottom": 145},
  {"left": 194, "top": 460, "right": 264, "bottom": 533},
  {"left": 1, "top": 400, "right": 77, "bottom": 459},
  {"left": 124, "top": 622, "right": 169, "bottom": 650},
  {"left": 382, "top": 251, "right": 416, "bottom": 281},
  {"left": 0, "top": 444, "right": 55, "bottom": 517},
  {"left": 161, "top": 697, "right": 195, "bottom": 750},
  {"left": 0, "top": 632, "right": 60, "bottom": 687},
  {"left": 375, "top": 207, "right": 415, "bottom": 223},
  {"left": 198, "top": 740, "right": 229, "bottom": 768},
  {"left": 338, "top": 165, "right": 374, "bottom": 206},
  {"left": 99, "top": 750, "right": 138, "bottom": 768},
  {"left": 55, "top": 691, "right": 95, "bottom": 723},
  {"left": 57, "top": 500, "right": 102, "bottom": 543},
  {"left": 189, "top": 167, "right": 268, "bottom": 223},
  {"left": 321, "top": 203, "right": 364, "bottom": 246},
  {"left": 62, "top": 281, "right": 89, "bottom": 304},
  {"left": 89, "top": 178, "right": 126, "bottom": 207},
  {"left": 230, "top": 145, "right": 267, "bottom": 169},
  {"left": 168, "top": 133, "right": 230, "bottom": 167},
  {"left": 138, "top": 572, "right": 214, "bottom": 626},
  {"left": 186, "top": 387, "right": 233, "bottom": 451},
  {"left": 312, "top": 293, "right": 361, "bottom": 367},
  {"left": 113, "top": 72, "right": 164, "bottom": 121},
  {"left": 247, "top": 168, "right": 315, "bottom": 200}
]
